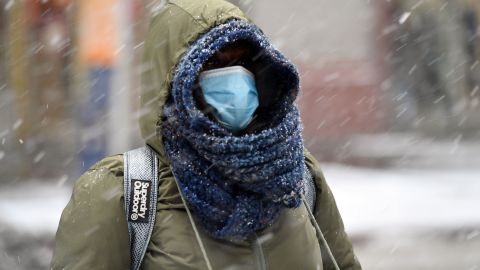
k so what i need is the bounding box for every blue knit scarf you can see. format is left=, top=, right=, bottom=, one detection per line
left=162, top=20, right=305, bottom=241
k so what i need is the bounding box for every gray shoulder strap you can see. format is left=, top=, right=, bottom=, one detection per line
left=123, top=146, right=159, bottom=270
left=302, top=166, right=340, bottom=270
left=304, top=166, right=317, bottom=211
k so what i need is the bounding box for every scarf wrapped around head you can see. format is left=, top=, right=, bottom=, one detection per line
left=162, top=20, right=305, bottom=240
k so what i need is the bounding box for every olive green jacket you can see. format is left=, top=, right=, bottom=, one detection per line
left=51, top=0, right=361, bottom=269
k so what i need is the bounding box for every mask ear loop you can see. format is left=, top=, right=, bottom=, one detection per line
left=302, top=195, right=341, bottom=270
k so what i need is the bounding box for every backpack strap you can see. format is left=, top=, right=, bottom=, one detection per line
left=304, top=165, right=317, bottom=211
left=302, top=166, right=340, bottom=270
left=123, top=146, right=159, bottom=270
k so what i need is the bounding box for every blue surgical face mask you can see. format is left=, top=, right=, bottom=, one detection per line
left=199, top=66, right=259, bottom=133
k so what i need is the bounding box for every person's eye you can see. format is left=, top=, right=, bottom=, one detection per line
left=236, top=60, right=246, bottom=66
left=204, top=59, right=221, bottom=70
left=235, top=58, right=251, bottom=67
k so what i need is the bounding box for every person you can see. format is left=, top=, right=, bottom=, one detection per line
left=51, top=0, right=362, bottom=269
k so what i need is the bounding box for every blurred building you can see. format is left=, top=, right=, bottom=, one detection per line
left=244, top=0, right=388, bottom=161
left=0, top=0, right=141, bottom=180
left=1, top=0, right=479, bottom=180
left=386, top=0, right=480, bottom=134
left=243, top=0, right=480, bottom=161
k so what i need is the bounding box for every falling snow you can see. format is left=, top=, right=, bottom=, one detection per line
left=1, top=0, right=480, bottom=269
left=4, top=0, right=13, bottom=11
left=398, top=12, right=411, bottom=24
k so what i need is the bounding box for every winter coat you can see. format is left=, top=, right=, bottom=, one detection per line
left=50, top=0, right=361, bottom=269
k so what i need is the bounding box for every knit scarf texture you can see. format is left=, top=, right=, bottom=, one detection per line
left=162, top=20, right=305, bottom=241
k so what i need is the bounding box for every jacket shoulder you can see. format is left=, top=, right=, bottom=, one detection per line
left=87, top=154, right=124, bottom=176
left=303, top=149, right=362, bottom=270
left=72, top=154, right=125, bottom=202
left=51, top=154, right=130, bottom=269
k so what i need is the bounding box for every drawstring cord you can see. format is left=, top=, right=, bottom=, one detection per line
left=302, top=195, right=341, bottom=270
left=172, top=170, right=214, bottom=270
left=172, top=167, right=338, bottom=270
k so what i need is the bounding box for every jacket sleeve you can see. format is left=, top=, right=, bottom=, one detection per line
left=304, top=150, right=362, bottom=270
left=50, top=165, right=130, bottom=270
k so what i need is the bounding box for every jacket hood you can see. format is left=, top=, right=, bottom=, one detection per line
left=140, top=0, right=299, bottom=163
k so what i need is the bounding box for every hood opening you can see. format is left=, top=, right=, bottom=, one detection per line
left=191, top=38, right=292, bottom=134
left=169, top=19, right=300, bottom=136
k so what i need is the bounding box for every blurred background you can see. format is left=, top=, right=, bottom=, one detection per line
left=1, top=0, right=479, bottom=269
